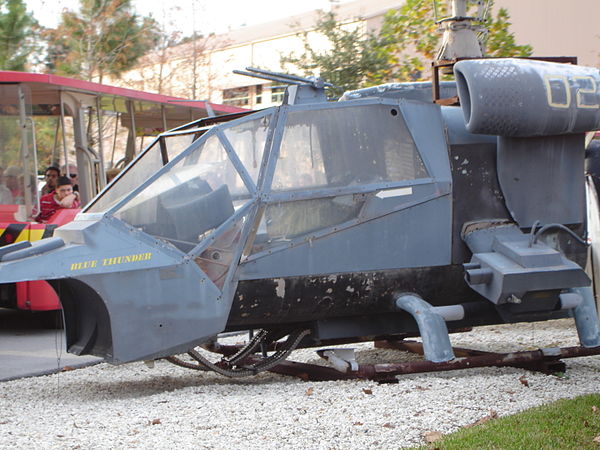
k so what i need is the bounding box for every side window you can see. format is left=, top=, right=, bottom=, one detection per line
left=252, top=104, right=429, bottom=252
left=271, top=104, right=428, bottom=191
left=252, top=194, right=365, bottom=253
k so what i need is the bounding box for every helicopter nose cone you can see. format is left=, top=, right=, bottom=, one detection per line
left=0, top=217, right=175, bottom=283
left=0, top=215, right=233, bottom=363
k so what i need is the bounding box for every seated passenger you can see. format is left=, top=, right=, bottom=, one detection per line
left=62, top=164, right=79, bottom=192
left=35, top=176, right=80, bottom=223
left=0, top=167, right=13, bottom=204
left=40, top=165, right=60, bottom=196
left=5, top=166, right=23, bottom=204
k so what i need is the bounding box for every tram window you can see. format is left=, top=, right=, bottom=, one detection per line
left=163, top=134, right=195, bottom=162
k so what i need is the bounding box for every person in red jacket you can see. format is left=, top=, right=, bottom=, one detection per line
left=40, top=165, right=60, bottom=196
left=35, top=176, right=80, bottom=223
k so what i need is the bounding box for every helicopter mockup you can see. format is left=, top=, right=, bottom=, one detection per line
left=0, top=0, right=599, bottom=378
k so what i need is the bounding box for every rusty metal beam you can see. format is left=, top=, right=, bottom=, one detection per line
left=253, top=359, right=357, bottom=382
left=375, top=339, right=491, bottom=357
left=263, top=345, right=600, bottom=381
left=196, top=335, right=599, bottom=381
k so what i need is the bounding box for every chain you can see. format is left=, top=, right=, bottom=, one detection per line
left=165, top=328, right=311, bottom=378
left=223, top=329, right=269, bottom=365
left=242, top=329, right=311, bottom=372
left=165, top=355, right=209, bottom=371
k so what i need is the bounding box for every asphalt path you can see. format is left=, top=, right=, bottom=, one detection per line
left=0, top=308, right=101, bottom=382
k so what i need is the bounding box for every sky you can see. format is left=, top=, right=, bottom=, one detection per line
left=26, top=0, right=353, bottom=37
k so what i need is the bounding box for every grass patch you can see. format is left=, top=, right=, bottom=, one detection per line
left=420, top=393, right=600, bottom=449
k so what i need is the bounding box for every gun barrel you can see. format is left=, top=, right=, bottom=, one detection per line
left=244, top=67, right=311, bottom=83
left=232, top=70, right=304, bottom=86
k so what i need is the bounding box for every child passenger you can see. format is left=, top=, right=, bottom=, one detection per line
left=35, top=176, right=80, bottom=223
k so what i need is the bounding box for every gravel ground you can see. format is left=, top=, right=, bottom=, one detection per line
left=1, top=319, right=599, bottom=449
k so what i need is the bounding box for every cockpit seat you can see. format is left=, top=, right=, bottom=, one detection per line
left=163, top=184, right=235, bottom=244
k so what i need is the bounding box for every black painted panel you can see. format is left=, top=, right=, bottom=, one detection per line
left=449, top=143, right=511, bottom=264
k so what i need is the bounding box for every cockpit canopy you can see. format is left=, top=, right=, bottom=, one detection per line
left=87, top=101, right=431, bottom=255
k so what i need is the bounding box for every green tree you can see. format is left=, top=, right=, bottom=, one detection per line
left=0, top=0, right=38, bottom=71
left=281, top=10, right=392, bottom=98
left=284, top=1, right=533, bottom=91
left=379, top=0, right=533, bottom=80
left=45, top=0, right=160, bottom=82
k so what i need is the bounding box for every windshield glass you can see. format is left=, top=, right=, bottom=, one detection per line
left=88, top=127, right=212, bottom=213
left=88, top=138, right=164, bottom=213
left=223, top=113, right=271, bottom=184
left=114, top=130, right=251, bottom=251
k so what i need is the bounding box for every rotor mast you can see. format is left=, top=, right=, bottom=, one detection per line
left=435, top=0, right=488, bottom=61
left=432, top=0, right=489, bottom=104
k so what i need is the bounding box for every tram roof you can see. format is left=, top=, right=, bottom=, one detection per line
left=0, top=70, right=246, bottom=129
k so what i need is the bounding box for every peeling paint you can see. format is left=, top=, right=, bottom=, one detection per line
left=229, top=266, right=480, bottom=327
left=275, top=278, right=286, bottom=298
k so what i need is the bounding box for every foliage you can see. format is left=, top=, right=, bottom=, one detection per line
left=0, top=115, right=61, bottom=173
left=33, top=117, right=62, bottom=170
left=283, top=1, right=533, bottom=90
left=484, top=7, right=533, bottom=57
left=0, top=116, right=23, bottom=168
left=281, top=10, right=392, bottom=98
left=0, top=0, right=38, bottom=71
left=379, top=0, right=533, bottom=81
left=147, top=8, right=184, bottom=95
left=418, top=393, right=600, bottom=449
left=44, top=0, right=160, bottom=82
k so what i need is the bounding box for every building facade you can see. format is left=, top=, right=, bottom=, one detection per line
left=116, top=0, right=402, bottom=108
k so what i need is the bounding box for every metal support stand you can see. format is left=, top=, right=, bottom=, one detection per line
left=571, top=286, right=600, bottom=347
left=394, top=294, right=455, bottom=363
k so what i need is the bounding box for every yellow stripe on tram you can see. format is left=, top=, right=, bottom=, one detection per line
left=15, top=227, right=30, bottom=242
left=29, top=228, right=47, bottom=242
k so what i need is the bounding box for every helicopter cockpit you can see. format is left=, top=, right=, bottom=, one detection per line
left=85, top=95, right=446, bottom=291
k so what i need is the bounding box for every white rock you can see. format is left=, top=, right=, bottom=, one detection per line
left=0, top=319, right=599, bottom=449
